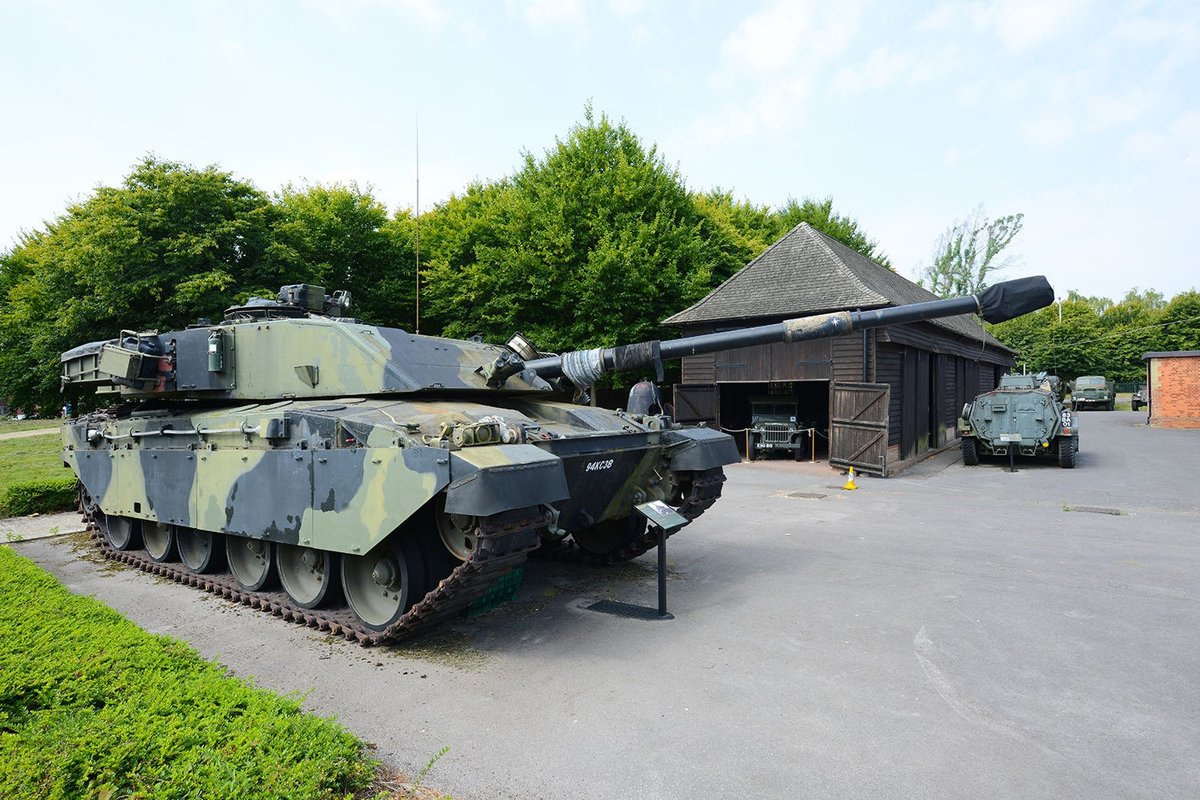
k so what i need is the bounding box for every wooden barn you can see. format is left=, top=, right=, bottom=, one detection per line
left=664, top=222, right=1015, bottom=475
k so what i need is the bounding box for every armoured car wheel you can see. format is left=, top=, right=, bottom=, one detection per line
left=177, top=528, right=226, bottom=574
left=961, top=437, right=980, bottom=466
left=341, top=535, right=427, bottom=630
left=226, top=537, right=277, bottom=591
left=1058, top=437, right=1076, bottom=469
left=571, top=515, right=649, bottom=555
left=143, top=522, right=178, bottom=563
left=104, top=516, right=142, bottom=551
left=277, top=544, right=342, bottom=609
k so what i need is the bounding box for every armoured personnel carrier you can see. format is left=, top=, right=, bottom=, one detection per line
left=60, top=276, right=1053, bottom=643
left=959, top=372, right=1078, bottom=468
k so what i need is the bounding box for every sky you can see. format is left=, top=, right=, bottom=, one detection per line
left=1, top=0, right=1197, bottom=303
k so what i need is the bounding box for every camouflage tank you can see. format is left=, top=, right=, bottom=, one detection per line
left=60, top=276, right=1053, bottom=643
left=959, top=372, right=1078, bottom=468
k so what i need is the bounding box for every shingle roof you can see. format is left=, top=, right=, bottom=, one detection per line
left=664, top=222, right=1009, bottom=349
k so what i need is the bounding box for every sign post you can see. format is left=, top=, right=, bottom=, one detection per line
left=635, top=500, right=690, bottom=617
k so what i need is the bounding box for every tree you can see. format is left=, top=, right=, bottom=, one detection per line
left=921, top=207, right=1024, bottom=297
left=418, top=109, right=752, bottom=361
left=770, top=197, right=891, bottom=268
left=0, top=156, right=277, bottom=409
left=268, top=182, right=415, bottom=327
left=1157, top=291, right=1200, bottom=353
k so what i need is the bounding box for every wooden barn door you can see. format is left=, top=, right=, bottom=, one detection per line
left=672, top=384, right=720, bottom=428
left=830, top=382, right=890, bottom=476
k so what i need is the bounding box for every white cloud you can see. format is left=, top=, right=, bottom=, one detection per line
left=1019, top=116, right=1076, bottom=150
left=943, top=144, right=982, bottom=167
left=674, top=0, right=863, bottom=154
left=719, top=0, right=862, bottom=81
left=832, top=44, right=960, bottom=95
left=989, top=0, right=1091, bottom=51
left=506, top=0, right=587, bottom=32
left=918, top=0, right=1090, bottom=51
left=306, top=0, right=451, bottom=31
left=608, top=0, right=645, bottom=18
left=1125, top=110, right=1200, bottom=174
left=1084, top=89, right=1157, bottom=133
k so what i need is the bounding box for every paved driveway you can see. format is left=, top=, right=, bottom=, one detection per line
left=15, top=410, right=1199, bottom=800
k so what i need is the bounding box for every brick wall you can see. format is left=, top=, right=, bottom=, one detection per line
left=1148, top=355, right=1200, bottom=428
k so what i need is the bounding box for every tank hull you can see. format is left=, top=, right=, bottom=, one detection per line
left=63, top=395, right=736, bottom=643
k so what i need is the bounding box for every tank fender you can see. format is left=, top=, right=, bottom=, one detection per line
left=662, top=427, right=740, bottom=472
left=446, top=445, right=569, bottom=517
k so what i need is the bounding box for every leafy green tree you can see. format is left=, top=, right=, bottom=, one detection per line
left=770, top=197, right=891, bottom=268
left=269, top=183, right=415, bottom=327
left=691, top=190, right=776, bottom=269
left=0, top=156, right=277, bottom=409
left=1157, top=291, right=1200, bottom=353
left=921, top=206, right=1023, bottom=297
left=419, top=109, right=750, bottom=357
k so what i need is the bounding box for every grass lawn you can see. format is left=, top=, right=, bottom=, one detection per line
left=0, top=546, right=379, bottom=799
left=0, top=418, right=61, bottom=433
left=0, top=434, right=76, bottom=516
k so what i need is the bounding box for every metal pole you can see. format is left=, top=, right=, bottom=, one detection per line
left=657, top=525, right=667, bottom=617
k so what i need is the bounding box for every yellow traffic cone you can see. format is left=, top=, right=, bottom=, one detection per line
left=843, top=467, right=858, bottom=490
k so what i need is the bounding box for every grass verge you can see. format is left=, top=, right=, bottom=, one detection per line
left=0, top=547, right=377, bottom=799
left=0, top=419, right=60, bottom=434
left=0, top=434, right=76, bottom=516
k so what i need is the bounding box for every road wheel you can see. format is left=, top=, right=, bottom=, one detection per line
left=277, top=544, right=342, bottom=609
left=177, top=528, right=226, bottom=574
left=747, top=434, right=757, bottom=462
left=571, top=514, right=649, bottom=555
left=341, top=535, right=426, bottom=631
left=144, top=522, right=178, bottom=563
left=1057, top=437, right=1076, bottom=469
left=227, top=537, right=277, bottom=590
left=961, top=437, right=979, bottom=466
left=104, top=516, right=142, bottom=551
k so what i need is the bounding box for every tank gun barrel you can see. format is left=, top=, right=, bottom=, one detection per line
left=519, top=275, right=1053, bottom=386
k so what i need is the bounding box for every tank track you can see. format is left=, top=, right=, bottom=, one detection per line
left=535, top=467, right=726, bottom=566
left=79, top=492, right=544, bottom=646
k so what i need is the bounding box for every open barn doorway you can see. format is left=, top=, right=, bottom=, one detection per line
left=718, top=380, right=829, bottom=461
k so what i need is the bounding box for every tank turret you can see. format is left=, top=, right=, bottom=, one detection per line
left=60, top=276, right=1053, bottom=644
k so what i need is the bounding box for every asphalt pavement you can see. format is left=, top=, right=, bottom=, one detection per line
left=13, top=410, right=1199, bottom=800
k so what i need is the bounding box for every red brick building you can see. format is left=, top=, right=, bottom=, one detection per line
left=1142, top=351, right=1200, bottom=428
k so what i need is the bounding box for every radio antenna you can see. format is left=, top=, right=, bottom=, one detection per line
left=414, top=115, right=421, bottom=334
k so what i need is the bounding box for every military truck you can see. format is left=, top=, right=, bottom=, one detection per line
left=60, top=276, right=1053, bottom=643
left=1131, top=384, right=1148, bottom=412
left=1071, top=375, right=1114, bottom=410
left=959, top=372, right=1078, bottom=468
left=747, top=400, right=809, bottom=461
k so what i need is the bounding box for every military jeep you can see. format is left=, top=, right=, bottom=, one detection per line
left=747, top=400, right=809, bottom=461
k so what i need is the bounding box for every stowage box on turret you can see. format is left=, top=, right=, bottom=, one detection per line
left=61, top=277, right=1053, bottom=643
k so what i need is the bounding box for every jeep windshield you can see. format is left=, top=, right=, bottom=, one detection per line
left=1075, top=377, right=1106, bottom=388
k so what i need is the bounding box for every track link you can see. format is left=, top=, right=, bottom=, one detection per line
left=80, top=492, right=544, bottom=646
left=535, top=467, right=726, bottom=566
